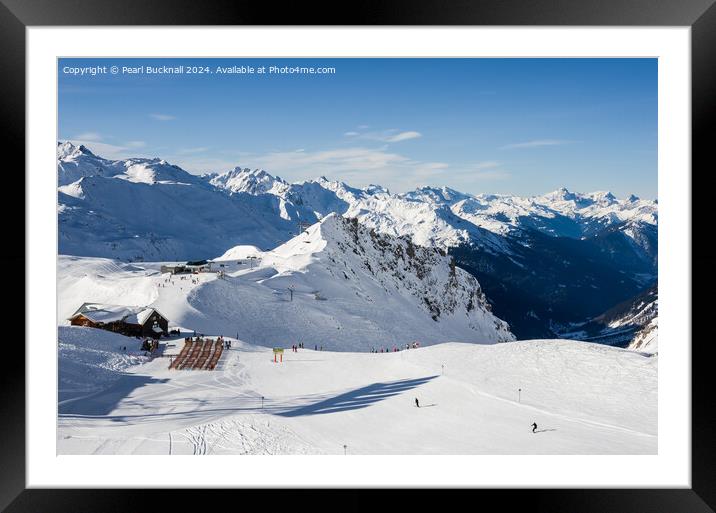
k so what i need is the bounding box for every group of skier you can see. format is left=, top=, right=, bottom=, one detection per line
left=159, top=275, right=201, bottom=288
left=285, top=343, right=328, bottom=351
left=371, top=341, right=420, bottom=353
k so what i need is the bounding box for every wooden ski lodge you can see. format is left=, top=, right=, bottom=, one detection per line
left=69, top=303, right=169, bottom=338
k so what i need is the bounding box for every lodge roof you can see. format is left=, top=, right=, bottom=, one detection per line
left=186, top=260, right=209, bottom=266
left=69, top=303, right=168, bottom=325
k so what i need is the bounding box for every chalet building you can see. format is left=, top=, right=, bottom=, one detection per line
left=69, top=303, right=169, bottom=338
left=185, top=260, right=212, bottom=273
left=161, top=260, right=213, bottom=274
left=160, top=264, right=188, bottom=275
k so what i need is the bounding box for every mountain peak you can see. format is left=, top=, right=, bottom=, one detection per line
left=364, top=184, right=390, bottom=195
left=57, top=141, right=95, bottom=159
left=267, top=212, right=515, bottom=343
left=402, top=185, right=470, bottom=204
left=588, top=190, right=617, bottom=203
left=543, top=187, right=577, bottom=201
left=210, top=166, right=286, bottom=195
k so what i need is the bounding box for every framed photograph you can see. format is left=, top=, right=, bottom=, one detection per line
left=3, top=0, right=711, bottom=510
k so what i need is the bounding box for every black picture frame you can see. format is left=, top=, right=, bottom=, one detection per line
left=2, top=0, right=709, bottom=511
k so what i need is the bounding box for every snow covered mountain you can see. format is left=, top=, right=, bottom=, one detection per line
left=208, top=169, right=657, bottom=251
left=257, top=213, right=515, bottom=344
left=397, top=185, right=657, bottom=241
left=58, top=141, right=204, bottom=186
left=57, top=143, right=657, bottom=341
left=58, top=142, right=124, bottom=184
left=58, top=214, right=514, bottom=351
left=629, top=315, right=658, bottom=354
left=57, top=142, right=657, bottom=260
left=58, top=174, right=298, bottom=261
left=58, top=143, right=304, bottom=261
left=559, top=285, right=658, bottom=352
left=208, top=167, right=289, bottom=196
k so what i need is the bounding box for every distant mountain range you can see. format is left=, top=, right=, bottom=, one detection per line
left=57, top=142, right=657, bottom=341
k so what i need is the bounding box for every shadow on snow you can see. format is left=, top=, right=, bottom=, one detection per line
left=276, top=375, right=438, bottom=417
left=58, top=375, right=438, bottom=421
left=59, top=374, right=170, bottom=416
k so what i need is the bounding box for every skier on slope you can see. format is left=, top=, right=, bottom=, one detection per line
left=532, top=422, right=538, bottom=433
left=415, top=398, right=420, bottom=408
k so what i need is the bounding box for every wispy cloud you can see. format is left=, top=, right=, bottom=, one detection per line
left=177, top=147, right=209, bottom=155
left=412, top=161, right=510, bottom=184
left=255, top=146, right=434, bottom=188
left=470, top=161, right=501, bottom=170
left=499, top=139, right=572, bottom=150
left=344, top=127, right=422, bottom=144
left=65, top=140, right=140, bottom=160
left=63, top=137, right=152, bottom=160
left=385, top=131, right=422, bottom=142
left=225, top=146, right=506, bottom=193
left=71, top=134, right=147, bottom=150
left=66, top=138, right=512, bottom=193
left=467, top=169, right=511, bottom=180
left=163, top=156, right=246, bottom=174
left=150, top=113, right=176, bottom=121
left=74, top=132, right=103, bottom=141
left=254, top=147, right=412, bottom=174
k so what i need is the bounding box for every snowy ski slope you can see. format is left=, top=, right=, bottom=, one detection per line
left=58, top=328, right=656, bottom=455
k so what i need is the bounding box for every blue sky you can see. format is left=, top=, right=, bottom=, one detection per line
left=58, top=58, right=657, bottom=198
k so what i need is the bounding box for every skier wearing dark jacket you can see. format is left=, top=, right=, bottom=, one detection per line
left=532, top=422, right=537, bottom=433
left=415, top=398, right=420, bottom=408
